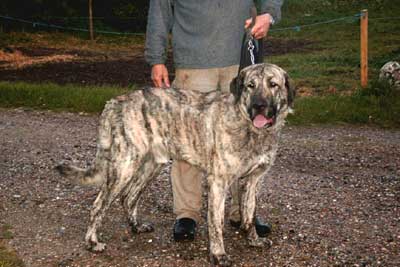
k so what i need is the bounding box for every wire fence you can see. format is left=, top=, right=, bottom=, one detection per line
left=0, top=15, right=146, bottom=36
left=1, top=13, right=400, bottom=37
left=270, top=13, right=362, bottom=32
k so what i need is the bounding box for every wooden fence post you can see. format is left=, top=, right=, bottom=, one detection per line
left=88, top=0, right=94, bottom=40
left=360, top=9, right=368, bottom=88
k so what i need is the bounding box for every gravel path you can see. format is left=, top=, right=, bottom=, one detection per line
left=0, top=108, right=399, bottom=267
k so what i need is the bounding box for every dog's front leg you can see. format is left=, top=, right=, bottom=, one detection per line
left=240, top=169, right=271, bottom=248
left=208, top=177, right=231, bottom=267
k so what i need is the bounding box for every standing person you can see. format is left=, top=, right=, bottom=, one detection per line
left=145, top=0, right=283, bottom=241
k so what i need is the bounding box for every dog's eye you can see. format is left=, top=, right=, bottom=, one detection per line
left=247, top=81, right=255, bottom=89
left=269, top=81, right=278, bottom=88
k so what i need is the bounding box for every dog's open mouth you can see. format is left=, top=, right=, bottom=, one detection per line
left=252, top=114, right=275, bottom=128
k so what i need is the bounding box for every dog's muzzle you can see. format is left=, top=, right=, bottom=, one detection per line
left=250, top=99, right=277, bottom=129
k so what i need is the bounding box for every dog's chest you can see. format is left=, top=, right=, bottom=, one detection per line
left=215, top=128, right=278, bottom=177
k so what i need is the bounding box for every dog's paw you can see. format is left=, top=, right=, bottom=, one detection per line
left=248, top=237, right=272, bottom=248
left=130, top=221, right=154, bottom=234
left=85, top=231, right=106, bottom=253
left=210, top=254, right=232, bottom=267
left=55, top=162, right=70, bottom=176
left=86, top=241, right=106, bottom=253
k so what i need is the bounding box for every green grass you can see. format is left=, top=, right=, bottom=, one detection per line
left=268, top=0, right=400, bottom=93
left=288, top=81, right=400, bottom=127
left=0, top=244, right=24, bottom=267
left=0, top=80, right=398, bottom=127
left=0, top=225, right=24, bottom=267
left=0, top=225, right=13, bottom=241
left=0, top=82, right=130, bottom=113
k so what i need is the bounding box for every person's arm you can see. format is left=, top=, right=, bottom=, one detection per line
left=259, top=0, right=283, bottom=23
left=245, top=0, right=284, bottom=39
left=144, top=0, right=174, bottom=87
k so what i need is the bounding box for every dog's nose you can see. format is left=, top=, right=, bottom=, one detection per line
left=252, top=101, right=268, bottom=111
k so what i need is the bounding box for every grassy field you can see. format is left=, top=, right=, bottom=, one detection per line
left=269, top=0, right=400, bottom=93
left=289, top=82, right=400, bottom=127
left=0, top=0, right=399, bottom=127
left=1, top=80, right=398, bottom=127
left=0, top=82, right=129, bottom=113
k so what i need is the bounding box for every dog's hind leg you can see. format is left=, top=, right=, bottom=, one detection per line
left=85, top=155, right=139, bottom=252
left=121, top=154, right=163, bottom=234
left=84, top=131, right=141, bottom=252
left=85, top=162, right=135, bottom=251
left=84, top=183, right=109, bottom=252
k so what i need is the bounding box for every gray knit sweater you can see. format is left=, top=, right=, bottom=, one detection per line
left=145, top=0, right=283, bottom=69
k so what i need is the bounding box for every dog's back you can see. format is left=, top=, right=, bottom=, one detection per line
left=57, top=87, right=226, bottom=184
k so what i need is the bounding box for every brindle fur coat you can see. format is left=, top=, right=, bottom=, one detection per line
left=57, top=63, right=294, bottom=266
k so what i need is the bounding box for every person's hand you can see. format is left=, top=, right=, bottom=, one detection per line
left=245, top=13, right=273, bottom=39
left=151, top=64, right=170, bottom=88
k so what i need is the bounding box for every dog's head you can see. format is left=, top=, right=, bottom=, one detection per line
left=230, top=63, right=295, bottom=129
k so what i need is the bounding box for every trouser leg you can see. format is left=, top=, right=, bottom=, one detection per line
left=171, top=161, right=203, bottom=222
left=171, top=68, right=219, bottom=222
left=218, top=65, right=240, bottom=93
left=217, top=65, right=242, bottom=222
left=171, top=65, right=241, bottom=222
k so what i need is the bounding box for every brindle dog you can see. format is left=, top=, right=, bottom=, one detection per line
left=57, top=63, right=294, bottom=266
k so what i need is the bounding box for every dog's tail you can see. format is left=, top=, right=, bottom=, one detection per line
left=55, top=163, right=104, bottom=186
left=56, top=99, right=118, bottom=186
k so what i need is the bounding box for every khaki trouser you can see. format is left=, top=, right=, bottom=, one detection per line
left=171, top=65, right=241, bottom=223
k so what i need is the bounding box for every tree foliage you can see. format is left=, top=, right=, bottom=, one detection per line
left=0, top=0, right=396, bottom=32
left=0, top=0, right=149, bottom=32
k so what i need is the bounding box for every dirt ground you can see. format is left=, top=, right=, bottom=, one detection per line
left=0, top=38, right=315, bottom=87
left=0, top=37, right=399, bottom=266
left=0, top=108, right=399, bottom=267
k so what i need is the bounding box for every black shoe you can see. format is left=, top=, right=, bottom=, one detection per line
left=229, top=217, right=272, bottom=237
left=173, top=218, right=196, bottom=241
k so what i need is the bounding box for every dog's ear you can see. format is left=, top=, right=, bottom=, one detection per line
left=230, top=72, right=244, bottom=103
left=284, top=73, right=295, bottom=108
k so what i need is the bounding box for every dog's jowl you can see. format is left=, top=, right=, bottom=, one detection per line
left=57, top=63, right=294, bottom=266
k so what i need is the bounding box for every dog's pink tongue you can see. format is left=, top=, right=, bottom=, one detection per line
left=253, top=114, right=273, bottom=128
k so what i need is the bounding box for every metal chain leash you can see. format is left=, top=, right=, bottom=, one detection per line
left=248, top=38, right=255, bottom=65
